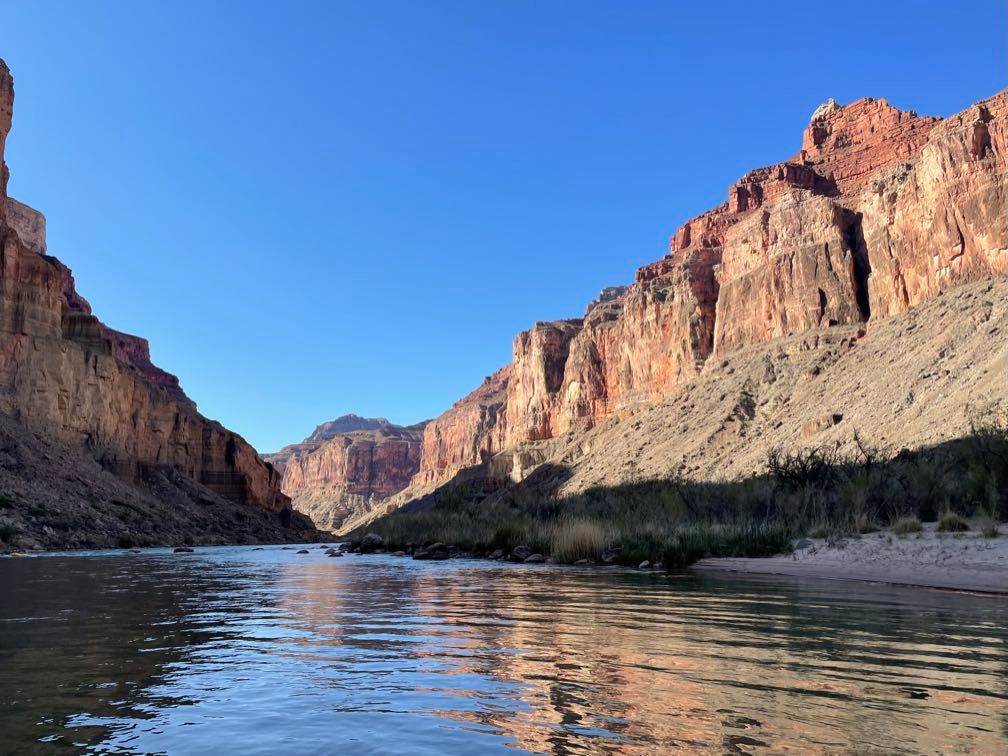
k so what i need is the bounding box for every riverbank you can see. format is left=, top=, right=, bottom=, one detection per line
left=693, top=523, right=1008, bottom=594
left=339, top=520, right=1008, bottom=595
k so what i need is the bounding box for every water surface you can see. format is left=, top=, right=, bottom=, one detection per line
left=1, top=547, right=1006, bottom=754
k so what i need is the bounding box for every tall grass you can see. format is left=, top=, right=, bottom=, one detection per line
left=548, top=518, right=611, bottom=562
left=348, top=406, right=1008, bottom=568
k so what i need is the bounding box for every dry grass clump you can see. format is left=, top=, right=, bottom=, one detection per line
left=548, top=518, right=611, bottom=563
left=936, top=511, right=970, bottom=533
left=808, top=524, right=829, bottom=539
left=892, top=516, right=923, bottom=535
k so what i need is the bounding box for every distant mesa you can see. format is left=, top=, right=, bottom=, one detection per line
left=307, top=414, right=393, bottom=443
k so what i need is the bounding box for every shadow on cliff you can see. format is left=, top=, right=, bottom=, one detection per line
left=349, top=416, right=1008, bottom=567
left=0, top=414, right=320, bottom=551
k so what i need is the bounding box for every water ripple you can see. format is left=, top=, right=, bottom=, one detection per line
left=0, top=548, right=1006, bottom=753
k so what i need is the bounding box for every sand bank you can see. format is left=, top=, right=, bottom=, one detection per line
left=693, top=523, right=1008, bottom=594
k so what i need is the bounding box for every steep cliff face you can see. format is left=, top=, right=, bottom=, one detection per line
left=396, top=90, right=1007, bottom=500
left=0, top=61, right=11, bottom=198
left=0, top=59, right=297, bottom=549
left=712, top=193, right=866, bottom=353
left=505, top=321, right=581, bottom=444
left=859, top=93, right=1008, bottom=317
left=413, top=367, right=510, bottom=486
left=264, top=417, right=425, bottom=531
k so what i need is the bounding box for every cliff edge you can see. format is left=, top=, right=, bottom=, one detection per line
left=0, top=59, right=316, bottom=549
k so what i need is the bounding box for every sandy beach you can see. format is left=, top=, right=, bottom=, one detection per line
left=693, top=523, right=1008, bottom=594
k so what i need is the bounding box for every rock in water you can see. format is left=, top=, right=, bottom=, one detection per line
left=508, top=548, right=532, bottom=564
left=413, top=543, right=450, bottom=560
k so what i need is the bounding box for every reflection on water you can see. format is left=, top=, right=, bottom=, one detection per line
left=1, top=548, right=1006, bottom=754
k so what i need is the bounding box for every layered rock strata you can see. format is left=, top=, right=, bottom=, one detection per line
left=399, top=90, right=1007, bottom=501
left=267, top=414, right=395, bottom=476
left=0, top=59, right=294, bottom=540
left=412, top=368, right=510, bottom=486
left=265, top=416, right=426, bottom=531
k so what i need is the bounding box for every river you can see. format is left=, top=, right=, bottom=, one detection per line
left=1, top=546, right=1006, bottom=753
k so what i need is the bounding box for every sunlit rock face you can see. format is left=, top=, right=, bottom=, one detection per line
left=858, top=92, right=1008, bottom=317
left=264, top=418, right=426, bottom=532
left=412, top=368, right=510, bottom=486
left=399, top=89, right=1007, bottom=497
left=0, top=58, right=289, bottom=513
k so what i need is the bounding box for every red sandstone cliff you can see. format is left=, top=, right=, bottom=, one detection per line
left=412, top=368, right=510, bottom=486
left=0, top=59, right=297, bottom=547
left=265, top=416, right=426, bottom=531
left=392, top=90, right=1007, bottom=505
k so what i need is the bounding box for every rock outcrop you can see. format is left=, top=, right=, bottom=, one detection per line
left=265, top=416, right=426, bottom=531
left=0, top=58, right=303, bottom=548
left=859, top=94, right=1007, bottom=317
left=412, top=367, right=510, bottom=486
left=375, top=89, right=1007, bottom=519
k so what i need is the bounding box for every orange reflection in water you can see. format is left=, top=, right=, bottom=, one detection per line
left=277, top=558, right=1008, bottom=754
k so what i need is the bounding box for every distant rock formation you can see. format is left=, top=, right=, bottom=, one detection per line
left=411, top=369, right=510, bottom=487
left=265, top=416, right=427, bottom=531
left=267, top=414, right=394, bottom=476
left=0, top=58, right=308, bottom=549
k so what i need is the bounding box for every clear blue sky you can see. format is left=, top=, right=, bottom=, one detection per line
left=3, top=1, right=1004, bottom=452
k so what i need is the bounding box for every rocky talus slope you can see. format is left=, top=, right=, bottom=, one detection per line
left=265, top=416, right=426, bottom=531
left=0, top=59, right=316, bottom=549
left=339, top=90, right=1007, bottom=534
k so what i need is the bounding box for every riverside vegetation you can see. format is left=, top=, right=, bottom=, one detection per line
left=347, top=408, right=1008, bottom=567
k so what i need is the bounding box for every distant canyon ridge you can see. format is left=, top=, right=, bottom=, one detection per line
left=277, top=89, right=1007, bottom=534
left=263, top=415, right=426, bottom=532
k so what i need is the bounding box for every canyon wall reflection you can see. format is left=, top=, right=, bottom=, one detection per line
left=279, top=557, right=1008, bottom=754
left=2, top=549, right=1006, bottom=754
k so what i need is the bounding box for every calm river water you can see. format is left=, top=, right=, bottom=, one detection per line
left=1, top=546, right=1006, bottom=754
